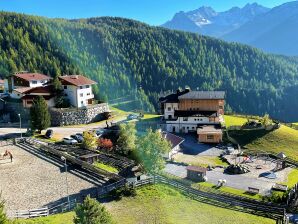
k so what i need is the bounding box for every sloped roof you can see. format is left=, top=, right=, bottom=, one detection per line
left=159, top=89, right=190, bottom=103
left=59, top=75, right=97, bottom=86
left=178, top=91, right=225, bottom=100
left=162, top=132, right=184, bottom=149
left=14, top=73, right=52, bottom=81
left=186, top=166, right=207, bottom=173
left=14, top=87, right=34, bottom=94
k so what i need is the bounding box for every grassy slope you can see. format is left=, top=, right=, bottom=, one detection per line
left=225, top=115, right=298, bottom=160
left=16, top=185, right=274, bottom=224
left=224, top=115, right=247, bottom=127
left=174, top=154, right=228, bottom=167
left=245, top=125, right=298, bottom=159
left=106, top=184, right=273, bottom=224
left=14, top=212, right=74, bottom=224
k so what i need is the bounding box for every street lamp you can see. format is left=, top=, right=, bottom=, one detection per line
left=61, top=156, right=70, bottom=210
left=18, top=113, right=22, bottom=139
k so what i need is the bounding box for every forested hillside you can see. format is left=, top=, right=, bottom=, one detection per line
left=1, top=12, right=298, bottom=121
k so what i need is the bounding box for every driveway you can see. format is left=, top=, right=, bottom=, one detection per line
left=0, top=115, right=127, bottom=140
left=163, top=163, right=290, bottom=194
left=178, top=133, right=224, bottom=156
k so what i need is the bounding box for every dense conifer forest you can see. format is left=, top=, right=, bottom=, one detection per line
left=1, top=12, right=298, bottom=121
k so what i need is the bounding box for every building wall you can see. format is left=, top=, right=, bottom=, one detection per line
left=198, top=133, right=222, bottom=143
left=23, top=97, right=55, bottom=108
left=50, top=103, right=109, bottom=126
left=179, top=99, right=225, bottom=114
left=164, top=102, right=178, bottom=119
left=63, top=84, right=94, bottom=108
left=28, top=79, right=50, bottom=88
left=165, top=116, right=218, bottom=133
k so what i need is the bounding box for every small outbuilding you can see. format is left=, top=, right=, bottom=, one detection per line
left=186, top=166, right=207, bottom=182
left=197, top=125, right=223, bottom=143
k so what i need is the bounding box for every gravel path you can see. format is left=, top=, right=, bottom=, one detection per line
left=0, top=145, right=103, bottom=212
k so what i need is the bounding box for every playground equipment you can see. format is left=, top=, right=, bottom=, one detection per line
left=225, top=164, right=250, bottom=174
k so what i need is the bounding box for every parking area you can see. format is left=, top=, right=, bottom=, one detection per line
left=164, top=160, right=292, bottom=194
left=0, top=145, right=105, bottom=212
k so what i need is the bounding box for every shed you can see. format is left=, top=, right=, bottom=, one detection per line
left=186, top=166, right=207, bottom=182
left=79, top=153, right=100, bottom=164
left=161, top=132, right=185, bottom=159
left=197, top=125, right=223, bottom=143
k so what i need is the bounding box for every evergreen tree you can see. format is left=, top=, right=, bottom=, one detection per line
left=74, top=196, right=114, bottom=224
left=30, top=96, right=51, bottom=133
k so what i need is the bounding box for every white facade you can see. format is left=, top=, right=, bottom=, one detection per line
left=164, top=103, right=178, bottom=119
left=63, top=84, right=94, bottom=108
left=162, top=103, right=221, bottom=134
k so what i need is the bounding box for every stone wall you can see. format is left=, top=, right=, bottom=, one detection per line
left=50, top=103, right=110, bottom=126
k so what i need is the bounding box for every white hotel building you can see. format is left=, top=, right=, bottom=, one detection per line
left=59, top=75, right=96, bottom=108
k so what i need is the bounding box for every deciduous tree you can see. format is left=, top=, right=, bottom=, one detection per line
left=135, top=129, right=171, bottom=173
left=82, top=131, right=97, bottom=150
left=117, top=122, right=136, bottom=155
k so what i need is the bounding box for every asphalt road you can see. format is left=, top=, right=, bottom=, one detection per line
left=0, top=115, right=127, bottom=140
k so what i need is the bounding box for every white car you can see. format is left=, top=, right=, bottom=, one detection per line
left=63, top=137, right=78, bottom=145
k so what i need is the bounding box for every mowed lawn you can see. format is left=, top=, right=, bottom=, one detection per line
left=15, top=185, right=274, bottom=224
left=106, top=184, right=274, bottom=224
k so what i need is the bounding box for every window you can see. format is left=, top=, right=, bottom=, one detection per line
left=64, top=94, right=68, bottom=97
left=80, top=93, right=83, bottom=97
left=219, top=106, right=223, bottom=109
left=87, top=93, right=90, bottom=96
left=168, top=115, right=172, bottom=119
left=187, top=127, right=189, bottom=129
left=27, top=100, right=33, bottom=105
left=86, top=85, right=90, bottom=88
left=80, top=86, right=83, bottom=89
left=40, top=80, right=44, bottom=83
left=81, top=101, right=84, bottom=105
left=183, top=117, right=188, bottom=121
left=207, top=135, right=214, bottom=140
left=64, top=85, right=67, bottom=89
left=32, top=81, right=37, bottom=84
left=192, top=127, right=195, bottom=129
left=167, top=107, right=171, bottom=111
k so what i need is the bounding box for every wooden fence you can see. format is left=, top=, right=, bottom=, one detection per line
left=9, top=199, right=77, bottom=219
left=132, top=175, right=288, bottom=223
left=20, top=138, right=122, bottom=181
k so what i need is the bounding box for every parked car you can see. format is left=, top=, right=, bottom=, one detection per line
left=63, top=137, right=78, bottom=145
left=95, top=129, right=105, bottom=137
left=45, top=129, right=53, bottom=139
left=70, top=134, right=83, bottom=143
left=127, top=114, right=139, bottom=120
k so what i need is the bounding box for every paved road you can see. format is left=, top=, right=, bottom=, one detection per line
left=164, top=163, right=282, bottom=194
left=0, top=115, right=127, bottom=140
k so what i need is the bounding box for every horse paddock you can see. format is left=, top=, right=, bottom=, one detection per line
left=0, top=144, right=103, bottom=213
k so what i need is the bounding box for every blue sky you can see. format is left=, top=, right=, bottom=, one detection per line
left=0, top=0, right=293, bottom=25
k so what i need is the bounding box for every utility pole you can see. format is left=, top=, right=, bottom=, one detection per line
left=18, top=113, right=22, bottom=139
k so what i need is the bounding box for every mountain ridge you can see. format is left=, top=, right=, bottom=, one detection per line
left=1, top=12, right=298, bottom=121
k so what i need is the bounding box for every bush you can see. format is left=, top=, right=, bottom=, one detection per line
left=262, top=191, right=287, bottom=203
left=108, top=185, right=136, bottom=200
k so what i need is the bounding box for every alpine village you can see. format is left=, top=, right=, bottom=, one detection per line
left=1, top=1, right=298, bottom=224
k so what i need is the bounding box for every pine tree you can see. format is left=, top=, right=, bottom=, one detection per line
left=74, top=196, right=114, bottom=224
left=30, top=96, right=51, bottom=133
